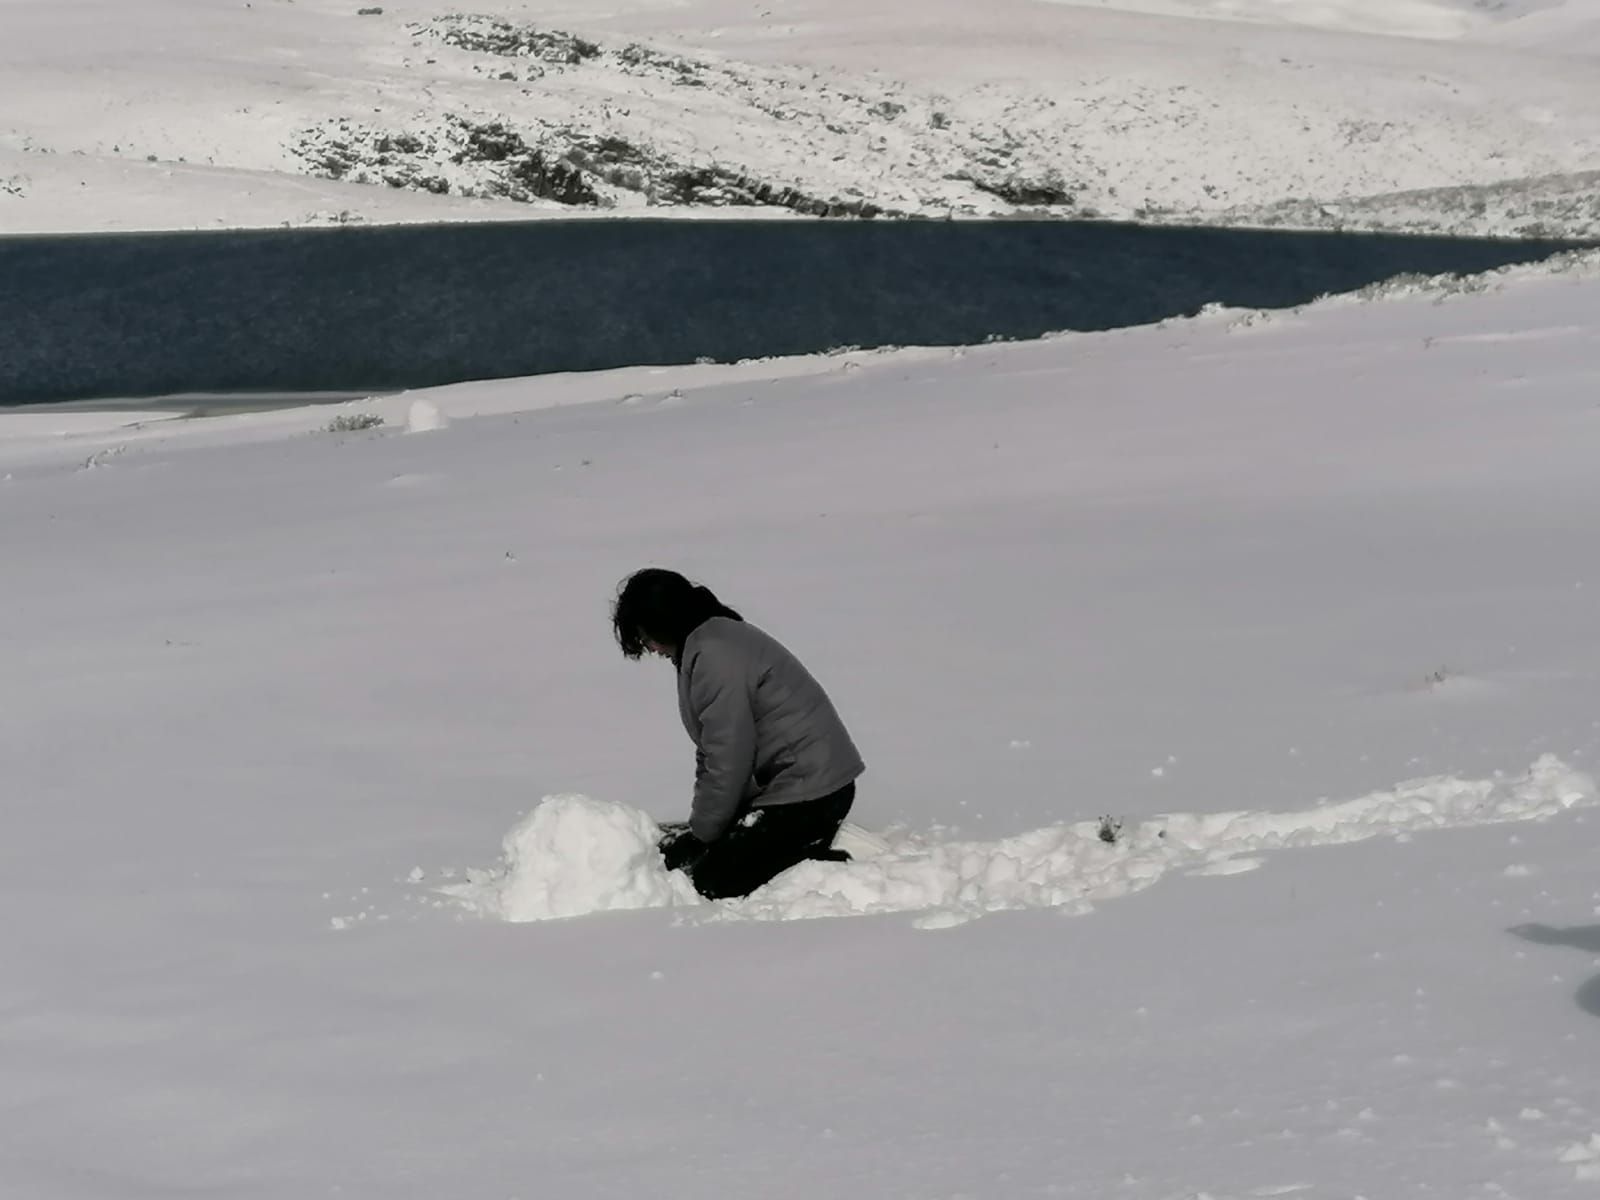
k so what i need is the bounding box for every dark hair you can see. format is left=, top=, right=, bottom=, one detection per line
left=612, top=568, right=743, bottom=660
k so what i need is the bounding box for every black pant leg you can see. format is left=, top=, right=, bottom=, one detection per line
left=689, top=784, right=855, bottom=900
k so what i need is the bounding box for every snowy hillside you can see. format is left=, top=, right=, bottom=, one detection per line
left=7, top=249, right=1600, bottom=1198
left=3, top=0, right=1600, bottom=233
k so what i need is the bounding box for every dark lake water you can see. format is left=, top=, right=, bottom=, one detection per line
left=0, top=217, right=1587, bottom=407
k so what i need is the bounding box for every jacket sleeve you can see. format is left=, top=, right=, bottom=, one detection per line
left=684, top=641, right=758, bottom=843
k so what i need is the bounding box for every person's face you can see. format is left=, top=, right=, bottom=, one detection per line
left=643, top=636, right=671, bottom=659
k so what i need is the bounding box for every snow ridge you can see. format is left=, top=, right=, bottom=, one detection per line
left=442, top=755, right=1593, bottom=928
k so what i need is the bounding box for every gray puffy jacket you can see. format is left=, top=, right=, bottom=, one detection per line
left=677, top=616, right=865, bottom=842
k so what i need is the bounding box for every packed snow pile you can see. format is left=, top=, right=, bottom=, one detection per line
left=443, top=794, right=698, bottom=921
left=444, top=756, right=1592, bottom=927
left=727, top=755, right=1594, bottom=927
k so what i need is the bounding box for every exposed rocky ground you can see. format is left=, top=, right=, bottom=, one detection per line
left=290, top=13, right=1084, bottom=219
left=1210, top=169, right=1600, bottom=240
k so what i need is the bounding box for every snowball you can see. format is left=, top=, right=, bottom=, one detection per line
left=406, top=399, right=450, bottom=433
left=442, top=794, right=698, bottom=922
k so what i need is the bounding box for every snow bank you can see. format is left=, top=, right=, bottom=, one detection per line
left=443, top=757, right=1592, bottom=927
left=442, top=794, right=698, bottom=922
left=725, top=755, right=1593, bottom=928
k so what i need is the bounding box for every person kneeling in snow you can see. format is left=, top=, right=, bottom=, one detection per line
left=612, top=568, right=865, bottom=899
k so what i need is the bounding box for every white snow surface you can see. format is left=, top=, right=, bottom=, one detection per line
left=4, top=0, right=1600, bottom=233
left=8, top=252, right=1600, bottom=1197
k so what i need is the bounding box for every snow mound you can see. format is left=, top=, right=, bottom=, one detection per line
left=442, top=757, right=1592, bottom=927
left=406, top=399, right=450, bottom=433
left=718, top=755, right=1594, bottom=928
left=442, top=794, right=698, bottom=922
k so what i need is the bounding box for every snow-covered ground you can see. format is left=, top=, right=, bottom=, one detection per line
left=3, top=0, right=1600, bottom=233
left=7, top=1, right=1600, bottom=1193
left=7, top=250, right=1600, bottom=1197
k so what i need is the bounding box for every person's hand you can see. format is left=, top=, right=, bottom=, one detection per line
left=658, top=827, right=708, bottom=873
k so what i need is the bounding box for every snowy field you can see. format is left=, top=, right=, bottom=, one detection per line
left=7, top=0, right=1600, bottom=1194
left=6, top=250, right=1600, bottom=1197
left=3, top=0, right=1600, bottom=233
